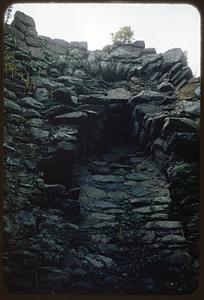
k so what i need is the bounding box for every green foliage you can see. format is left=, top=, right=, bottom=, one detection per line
left=111, top=26, right=134, bottom=45
left=103, top=199, right=148, bottom=243
left=4, top=49, right=36, bottom=95
left=4, top=50, right=17, bottom=78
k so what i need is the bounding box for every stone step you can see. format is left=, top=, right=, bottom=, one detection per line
left=133, top=205, right=168, bottom=215
left=160, top=235, right=186, bottom=244
left=129, top=198, right=152, bottom=207
left=149, top=213, right=169, bottom=220
left=145, top=221, right=182, bottom=230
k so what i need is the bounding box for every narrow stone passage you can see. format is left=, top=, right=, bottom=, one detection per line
left=4, top=11, right=199, bottom=294
left=59, top=145, right=192, bottom=294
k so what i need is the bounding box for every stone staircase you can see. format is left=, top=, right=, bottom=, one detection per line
left=61, top=145, right=195, bottom=294
left=3, top=10, right=200, bottom=295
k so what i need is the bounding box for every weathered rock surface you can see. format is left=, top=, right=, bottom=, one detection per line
left=3, top=10, right=199, bottom=295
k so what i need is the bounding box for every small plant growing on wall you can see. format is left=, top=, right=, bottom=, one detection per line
left=4, top=50, right=17, bottom=78
left=4, top=49, right=36, bottom=96
left=111, top=26, right=134, bottom=45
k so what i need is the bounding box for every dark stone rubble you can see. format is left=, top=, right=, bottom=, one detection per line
left=3, top=11, right=200, bottom=294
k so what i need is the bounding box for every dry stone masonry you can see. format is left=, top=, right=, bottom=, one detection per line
left=3, top=11, right=200, bottom=294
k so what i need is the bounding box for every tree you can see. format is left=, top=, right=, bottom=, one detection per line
left=4, top=5, right=13, bottom=24
left=111, top=26, right=134, bottom=45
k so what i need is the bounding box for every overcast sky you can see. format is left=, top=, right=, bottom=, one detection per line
left=8, top=3, right=200, bottom=76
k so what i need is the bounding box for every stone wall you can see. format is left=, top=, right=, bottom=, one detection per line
left=3, top=11, right=200, bottom=293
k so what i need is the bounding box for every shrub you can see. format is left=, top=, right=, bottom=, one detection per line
left=4, top=49, right=36, bottom=95
left=111, top=26, right=134, bottom=45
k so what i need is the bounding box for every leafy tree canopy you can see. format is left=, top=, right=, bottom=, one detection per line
left=111, top=26, right=134, bottom=45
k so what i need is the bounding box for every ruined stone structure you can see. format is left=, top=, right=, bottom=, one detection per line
left=3, top=11, right=200, bottom=294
